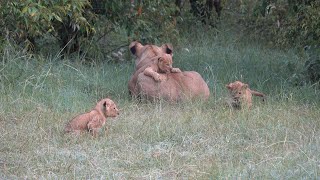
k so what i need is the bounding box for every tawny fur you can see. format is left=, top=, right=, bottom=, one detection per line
left=226, top=81, right=265, bottom=109
left=128, top=41, right=175, bottom=95
left=64, top=98, right=119, bottom=137
left=129, top=41, right=173, bottom=71
left=143, top=54, right=181, bottom=82
left=137, top=71, right=210, bottom=102
left=128, top=41, right=210, bottom=102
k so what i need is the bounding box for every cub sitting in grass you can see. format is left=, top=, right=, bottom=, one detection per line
left=226, top=81, right=265, bottom=109
left=143, top=53, right=181, bottom=82
left=65, top=98, right=119, bottom=137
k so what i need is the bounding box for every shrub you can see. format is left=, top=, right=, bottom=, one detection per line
left=0, top=0, right=183, bottom=60
left=304, top=45, right=320, bottom=84
left=237, top=0, right=320, bottom=48
left=0, top=0, right=94, bottom=53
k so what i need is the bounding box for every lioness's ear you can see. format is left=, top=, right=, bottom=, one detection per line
left=161, top=43, right=173, bottom=55
left=129, top=41, right=142, bottom=55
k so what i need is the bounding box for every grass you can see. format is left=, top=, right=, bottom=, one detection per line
left=0, top=29, right=319, bottom=179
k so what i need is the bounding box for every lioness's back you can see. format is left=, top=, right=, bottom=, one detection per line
left=137, top=71, right=210, bottom=102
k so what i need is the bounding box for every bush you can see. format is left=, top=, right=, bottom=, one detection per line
left=304, top=45, right=320, bottom=83
left=223, top=0, right=320, bottom=83
left=238, top=0, right=320, bottom=48
left=0, top=0, right=181, bottom=59
left=0, top=0, right=94, bottom=52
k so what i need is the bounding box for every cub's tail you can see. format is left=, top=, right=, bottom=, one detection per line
left=251, top=90, right=266, bottom=102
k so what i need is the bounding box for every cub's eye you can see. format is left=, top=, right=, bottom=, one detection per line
left=238, top=92, right=242, bottom=95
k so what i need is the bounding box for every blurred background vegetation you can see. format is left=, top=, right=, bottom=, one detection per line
left=0, top=0, right=319, bottom=84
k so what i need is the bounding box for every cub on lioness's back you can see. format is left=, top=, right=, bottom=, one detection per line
left=128, top=41, right=210, bottom=102
left=129, top=41, right=173, bottom=71
left=226, top=81, right=265, bottom=109
left=128, top=41, right=174, bottom=96
left=64, top=98, right=119, bottom=137
left=143, top=53, right=181, bottom=82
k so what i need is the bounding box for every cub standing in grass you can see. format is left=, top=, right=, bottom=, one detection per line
left=65, top=98, right=119, bottom=137
left=226, top=81, right=265, bottom=109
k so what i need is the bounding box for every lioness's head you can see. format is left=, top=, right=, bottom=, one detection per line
left=98, top=98, right=120, bottom=118
left=158, top=54, right=173, bottom=73
left=129, top=41, right=173, bottom=59
left=226, top=81, right=248, bottom=100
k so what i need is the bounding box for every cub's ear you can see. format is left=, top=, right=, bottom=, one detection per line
left=242, top=84, right=249, bottom=89
left=161, top=43, right=173, bottom=55
left=226, top=84, right=232, bottom=89
left=129, top=41, right=143, bottom=55
left=103, top=101, right=107, bottom=107
left=158, top=57, right=164, bottom=62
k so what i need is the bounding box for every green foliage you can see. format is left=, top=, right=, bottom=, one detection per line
left=236, top=0, right=320, bottom=48
left=297, top=1, right=320, bottom=46
left=102, top=0, right=179, bottom=43
left=223, top=0, right=320, bottom=83
left=0, top=0, right=179, bottom=56
left=0, top=0, right=94, bottom=52
left=304, top=45, right=320, bottom=83
left=1, top=30, right=320, bottom=178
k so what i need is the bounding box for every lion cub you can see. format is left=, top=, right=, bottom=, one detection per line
left=226, top=81, right=265, bottom=109
left=65, top=98, right=119, bottom=137
left=143, top=53, right=181, bottom=81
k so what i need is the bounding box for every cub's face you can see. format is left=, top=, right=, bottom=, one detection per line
left=103, top=99, right=120, bottom=117
left=229, top=88, right=246, bottom=100
left=158, top=55, right=173, bottom=73
left=226, top=81, right=248, bottom=100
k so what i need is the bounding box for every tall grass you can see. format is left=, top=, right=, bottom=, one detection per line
left=0, top=29, right=319, bottom=179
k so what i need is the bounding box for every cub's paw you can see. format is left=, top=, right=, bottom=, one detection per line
left=158, top=74, right=167, bottom=81
left=153, top=74, right=167, bottom=82
left=171, top=68, right=182, bottom=73
left=153, top=74, right=162, bottom=81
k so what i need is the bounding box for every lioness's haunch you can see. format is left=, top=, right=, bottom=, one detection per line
left=137, top=71, right=210, bottom=102
left=64, top=98, right=119, bottom=137
left=128, top=41, right=210, bottom=102
left=226, top=81, right=265, bottom=109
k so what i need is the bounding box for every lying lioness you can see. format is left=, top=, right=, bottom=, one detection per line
left=226, top=81, right=265, bottom=109
left=128, top=41, right=210, bottom=102
left=137, top=71, right=210, bottom=102
left=128, top=41, right=174, bottom=96
left=65, top=98, right=119, bottom=137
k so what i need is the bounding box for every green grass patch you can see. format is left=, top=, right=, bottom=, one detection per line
left=0, top=30, right=319, bottom=178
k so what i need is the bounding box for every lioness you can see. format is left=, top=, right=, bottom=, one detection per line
left=128, top=41, right=174, bottom=96
left=144, top=53, right=181, bottom=81
left=64, top=98, right=119, bottom=137
left=137, top=71, right=210, bottom=102
left=128, top=41, right=210, bottom=102
left=226, top=81, right=265, bottom=109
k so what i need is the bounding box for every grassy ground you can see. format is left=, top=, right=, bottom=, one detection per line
left=0, top=29, right=319, bottom=179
